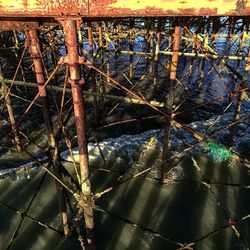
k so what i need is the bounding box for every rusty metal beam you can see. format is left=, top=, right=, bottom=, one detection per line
left=0, top=0, right=250, bottom=19
left=161, top=25, right=181, bottom=183
left=28, top=28, right=70, bottom=237
left=61, top=18, right=95, bottom=250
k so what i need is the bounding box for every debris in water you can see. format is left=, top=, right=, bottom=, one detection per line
left=203, top=140, right=233, bottom=163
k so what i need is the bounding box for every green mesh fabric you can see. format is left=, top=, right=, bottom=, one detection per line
left=203, top=140, right=233, bottom=163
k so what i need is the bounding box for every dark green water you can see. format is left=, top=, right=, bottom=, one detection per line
left=1, top=151, right=250, bottom=250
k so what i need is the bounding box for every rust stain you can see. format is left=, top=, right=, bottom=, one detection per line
left=0, top=0, right=249, bottom=17
left=0, top=20, right=39, bottom=30
left=0, top=0, right=88, bottom=15
left=106, top=0, right=239, bottom=15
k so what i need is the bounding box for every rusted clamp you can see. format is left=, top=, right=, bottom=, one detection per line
left=68, top=78, right=85, bottom=86
left=58, top=55, right=86, bottom=65
left=57, top=18, right=82, bottom=31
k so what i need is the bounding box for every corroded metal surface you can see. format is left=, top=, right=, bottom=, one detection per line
left=62, top=19, right=95, bottom=249
left=0, top=0, right=249, bottom=18
left=0, top=20, right=38, bottom=31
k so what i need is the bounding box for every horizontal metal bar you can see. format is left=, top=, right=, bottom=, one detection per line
left=119, top=50, right=249, bottom=61
left=2, top=79, right=165, bottom=107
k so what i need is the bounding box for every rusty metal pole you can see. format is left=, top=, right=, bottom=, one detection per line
left=87, top=21, right=99, bottom=124
left=27, top=29, right=70, bottom=237
left=28, top=29, right=55, bottom=147
left=98, top=21, right=105, bottom=95
left=129, top=18, right=134, bottom=81
left=87, top=22, right=94, bottom=60
left=153, top=18, right=162, bottom=89
left=104, top=21, right=110, bottom=84
left=187, top=35, right=196, bottom=84
left=182, top=30, right=188, bottom=69
left=149, top=20, right=154, bottom=79
left=0, top=65, right=21, bottom=151
left=234, top=30, right=246, bottom=81
left=161, top=25, right=181, bottom=183
left=228, top=43, right=250, bottom=147
left=198, top=32, right=208, bottom=89
left=62, top=19, right=95, bottom=250
left=13, top=30, right=28, bottom=94
left=166, top=20, right=173, bottom=71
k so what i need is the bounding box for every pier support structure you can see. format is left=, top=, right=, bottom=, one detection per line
left=27, top=28, right=70, bottom=237
left=161, top=25, right=181, bottom=183
left=60, top=18, right=95, bottom=250
left=0, top=65, right=21, bottom=151
left=0, top=12, right=250, bottom=250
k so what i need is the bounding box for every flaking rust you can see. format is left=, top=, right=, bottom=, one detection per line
left=38, top=0, right=88, bottom=13
left=0, top=0, right=249, bottom=17
left=0, top=0, right=88, bottom=16
left=101, top=0, right=249, bottom=15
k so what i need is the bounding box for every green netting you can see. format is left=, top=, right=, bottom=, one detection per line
left=203, top=140, right=233, bottom=163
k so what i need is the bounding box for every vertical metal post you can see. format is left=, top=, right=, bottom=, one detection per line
left=0, top=65, right=21, bottom=151
left=98, top=21, right=105, bottom=95
left=13, top=30, right=28, bottom=85
left=182, top=30, right=188, bottom=69
left=228, top=43, right=250, bottom=147
left=169, top=26, right=181, bottom=90
left=87, top=22, right=94, bottom=59
left=104, top=21, right=110, bottom=83
left=113, top=22, right=119, bottom=71
left=166, top=19, right=173, bottom=71
left=211, top=17, right=220, bottom=46
left=198, top=32, right=208, bottom=89
left=153, top=18, right=162, bottom=89
left=149, top=20, right=154, bottom=78
left=62, top=19, right=95, bottom=250
left=227, top=17, right=233, bottom=39
left=161, top=25, right=181, bottom=183
left=87, top=22, right=99, bottom=124
left=27, top=29, right=70, bottom=237
left=234, top=30, right=246, bottom=81
left=28, top=29, right=55, bottom=147
left=187, top=36, right=195, bottom=85
left=129, top=19, right=134, bottom=81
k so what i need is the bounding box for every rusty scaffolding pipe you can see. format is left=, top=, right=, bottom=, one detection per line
left=161, top=25, right=181, bottom=183
left=28, top=29, right=55, bottom=147
left=0, top=65, right=21, bottom=151
left=27, top=28, right=70, bottom=237
left=62, top=18, right=95, bottom=250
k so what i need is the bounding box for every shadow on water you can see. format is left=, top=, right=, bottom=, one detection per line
left=94, top=170, right=147, bottom=249
left=0, top=170, right=82, bottom=250
left=1, top=146, right=250, bottom=249
left=147, top=157, right=206, bottom=249
left=94, top=152, right=250, bottom=250
left=210, top=159, right=250, bottom=250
